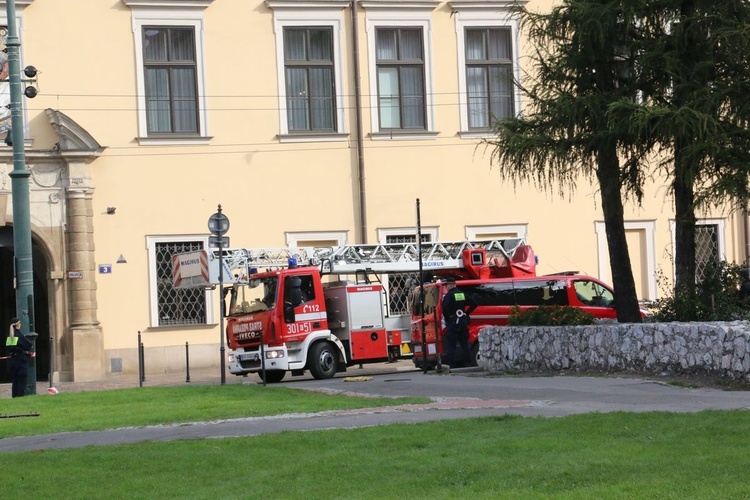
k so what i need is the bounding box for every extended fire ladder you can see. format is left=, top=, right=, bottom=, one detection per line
left=173, top=238, right=530, bottom=288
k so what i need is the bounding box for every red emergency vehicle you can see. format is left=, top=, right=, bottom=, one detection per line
left=172, top=239, right=536, bottom=382
left=410, top=273, right=646, bottom=370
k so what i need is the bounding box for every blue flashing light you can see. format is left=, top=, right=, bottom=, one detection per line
left=288, top=257, right=298, bottom=268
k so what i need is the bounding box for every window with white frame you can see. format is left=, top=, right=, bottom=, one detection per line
left=465, top=27, right=514, bottom=129
left=285, top=230, right=348, bottom=248
left=690, top=219, right=725, bottom=283
left=143, top=26, right=199, bottom=134
left=596, top=220, right=657, bottom=301
left=267, top=1, right=348, bottom=142
left=376, top=27, right=425, bottom=130
left=695, top=223, right=720, bottom=281
left=377, top=227, right=438, bottom=246
left=284, top=27, right=336, bottom=132
left=147, top=236, right=211, bottom=328
left=124, top=1, right=211, bottom=144
left=363, top=0, right=438, bottom=138
left=451, top=0, right=523, bottom=138
left=668, top=218, right=727, bottom=284
left=465, top=223, right=527, bottom=241
left=378, top=227, right=437, bottom=315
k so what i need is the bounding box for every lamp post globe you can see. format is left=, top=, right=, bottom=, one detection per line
left=208, top=211, right=229, bottom=236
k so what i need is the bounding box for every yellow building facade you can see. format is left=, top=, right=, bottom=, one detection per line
left=0, top=0, right=746, bottom=382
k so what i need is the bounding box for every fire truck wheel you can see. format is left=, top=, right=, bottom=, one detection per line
left=259, top=370, right=286, bottom=383
left=309, top=341, right=337, bottom=380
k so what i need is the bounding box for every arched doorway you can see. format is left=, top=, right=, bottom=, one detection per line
left=0, top=226, right=50, bottom=383
left=0, top=109, right=106, bottom=383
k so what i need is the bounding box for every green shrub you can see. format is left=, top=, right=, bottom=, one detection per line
left=508, top=305, right=596, bottom=326
left=651, top=261, right=750, bottom=322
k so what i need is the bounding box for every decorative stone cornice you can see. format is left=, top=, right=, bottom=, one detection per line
left=266, top=0, right=351, bottom=8
left=0, top=109, right=106, bottom=165
left=122, top=0, right=214, bottom=8
left=0, top=1, right=36, bottom=7
left=448, top=0, right=527, bottom=9
left=45, top=109, right=104, bottom=153
left=360, top=0, right=439, bottom=9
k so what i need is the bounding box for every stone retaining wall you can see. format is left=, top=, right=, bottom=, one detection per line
left=478, top=321, right=750, bottom=381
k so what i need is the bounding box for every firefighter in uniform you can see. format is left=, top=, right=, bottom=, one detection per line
left=6, top=317, right=32, bottom=398
left=440, top=278, right=477, bottom=368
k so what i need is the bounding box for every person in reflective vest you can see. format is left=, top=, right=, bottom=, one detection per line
left=440, top=278, right=477, bottom=368
left=6, top=317, right=32, bottom=398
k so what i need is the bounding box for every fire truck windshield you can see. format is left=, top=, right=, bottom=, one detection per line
left=228, top=277, right=279, bottom=315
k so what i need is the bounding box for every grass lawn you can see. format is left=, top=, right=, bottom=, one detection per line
left=5, top=410, right=750, bottom=498
left=0, top=384, right=429, bottom=437
left=3, top=384, right=750, bottom=498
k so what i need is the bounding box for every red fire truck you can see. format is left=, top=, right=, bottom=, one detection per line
left=172, top=239, right=536, bottom=382
left=409, top=272, right=646, bottom=370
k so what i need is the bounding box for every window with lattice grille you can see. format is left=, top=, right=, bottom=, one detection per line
left=695, top=224, right=719, bottom=283
left=154, top=240, right=207, bottom=326
left=385, top=233, right=431, bottom=315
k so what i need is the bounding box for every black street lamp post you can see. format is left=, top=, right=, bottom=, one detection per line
left=5, top=0, right=38, bottom=395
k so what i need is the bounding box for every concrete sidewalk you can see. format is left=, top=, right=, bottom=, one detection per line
left=0, top=358, right=420, bottom=397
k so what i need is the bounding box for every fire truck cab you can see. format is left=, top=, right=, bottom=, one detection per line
left=225, top=266, right=342, bottom=383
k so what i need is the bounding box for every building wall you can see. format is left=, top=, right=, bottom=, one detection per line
left=0, top=0, right=745, bottom=380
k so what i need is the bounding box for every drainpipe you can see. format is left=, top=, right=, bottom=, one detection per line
left=351, top=1, right=367, bottom=243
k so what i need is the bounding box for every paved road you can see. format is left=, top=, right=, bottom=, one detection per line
left=297, top=369, right=750, bottom=415
left=2, top=366, right=749, bottom=452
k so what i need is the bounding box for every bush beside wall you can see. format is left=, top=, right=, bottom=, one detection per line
left=478, top=321, right=750, bottom=382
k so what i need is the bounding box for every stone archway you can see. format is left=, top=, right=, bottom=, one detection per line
left=0, top=108, right=106, bottom=382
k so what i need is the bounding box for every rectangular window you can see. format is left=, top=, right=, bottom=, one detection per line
left=155, top=240, right=206, bottom=326
left=284, top=274, right=316, bottom=307
left=468, top=282, right=516, bottom=307
left=465, top=27, right=514, bottom=129
left=513, top=280, right=569, bottom=306
left=284, top=27, right=336, bottom=132
left=143, top=26, right=199, bottom=135
left=376, top=28, right=425, bottom=130
left=385, top=233, right=431, bottom=315
left=695, top=224, right=719, bottom=282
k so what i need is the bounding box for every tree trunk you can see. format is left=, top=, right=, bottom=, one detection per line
left=673, top=144, right=697, bottom=319
left=671, top=2, right=699, bottom=319
left=596, top=142, right=642, bottom=323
